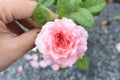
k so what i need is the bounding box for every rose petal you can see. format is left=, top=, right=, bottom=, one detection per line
left=32, top=54, right=38, bottom=61
left=30, top=60, right=39, bottom=69
left=116, top=43, right=120, bottom=52
left=39, top=60, right=48, bottom=68
left=51, top=64, right=59, bottom=71
left=17, top=66, right=23, bottom=73
left=24, top=54, right=32, bottom=60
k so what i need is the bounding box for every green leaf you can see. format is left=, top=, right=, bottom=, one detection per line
left=35, top=48, right=40, bottom=54
left=33, top=4, right=52, bottom=26
left=69, top=0, right=83, bottom=11
left=57, top=0, right=83, bottom=15
left=36, top=0, right=55, bottom=7
left=81, top=0, right=106, bottom=15
left=82, top=0, right=87, bottom=2
left=58, top=8, right=64, bottom=19
left=75, top=54, right=89, bottom=71
left=57, top=0, right=71, bottom=15
left=49, top=5, right=57, bottom=13
left=68, top=8, right=94, bottom=28
left=113, top=15, right=120, bottom=20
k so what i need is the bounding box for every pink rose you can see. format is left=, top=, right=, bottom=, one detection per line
left=35, top=18, right=88, bottom=67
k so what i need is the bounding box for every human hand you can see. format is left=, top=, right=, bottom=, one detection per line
left=0, top=0, right=57, bottom=71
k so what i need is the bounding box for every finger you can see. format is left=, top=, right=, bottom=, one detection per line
left=0, top=21, right=10, bottom=33
left=0, top=0, right=37, bottom=24
left=11, top=0, right=57, bottom=20
left=0, top=0, right=57, bottom=24
left=17, top=18, right=40, bottom=30
left=14, top=28, right=40, bottom=54
left=0, top=28, right=40, bottom=71
left=7, top=21, right=24, bottom=35
left=9, top=0, right=38, bottom=20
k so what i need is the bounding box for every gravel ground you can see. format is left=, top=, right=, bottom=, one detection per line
left=0, top=3, right=120, bottom=80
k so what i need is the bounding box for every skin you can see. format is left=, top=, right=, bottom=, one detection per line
left=0, top=0, right=57, bottom=71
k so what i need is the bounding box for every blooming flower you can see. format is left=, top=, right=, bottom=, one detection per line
left=35, top=18, right=88, bottom=67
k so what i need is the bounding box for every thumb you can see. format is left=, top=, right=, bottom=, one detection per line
left=0, top=28, right=40, bottom=71
left=10, top=0, right=38, bottom=19
left=14, top=28, right=40, bottom=54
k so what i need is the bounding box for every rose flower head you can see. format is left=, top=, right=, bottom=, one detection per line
left=35, top=18, right=88, bottom=67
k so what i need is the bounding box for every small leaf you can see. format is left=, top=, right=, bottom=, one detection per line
left=35, top=49, right=40, bottom=54
left=68, top=8, right=94, bottom=28
left=81, top=0, right=106, bottom=15
left=113, top=15, right=120, bottom=20
left=57, top=0, right=71, bottom=15
left=69, top=0, right=83, bottom=11
left=75, top=54, right=89, bottom=71
left=36, top=0, right=55, bottom=7
left=33, top=4, right=52, bottom=26
left=57, top=0, right=83, bottom=15
left=58, top=8, right=64, bottom=19
left=82, top=0, right=87, bottom=2
left=49, top=5, right=57, bottom=13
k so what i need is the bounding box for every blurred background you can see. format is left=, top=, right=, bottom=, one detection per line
left=0, top=0, right=120, bottom=80
left=106, top=0, right=120, bottom=3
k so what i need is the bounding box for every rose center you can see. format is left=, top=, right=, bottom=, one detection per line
left=54, top=32, right=70, bottom=49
